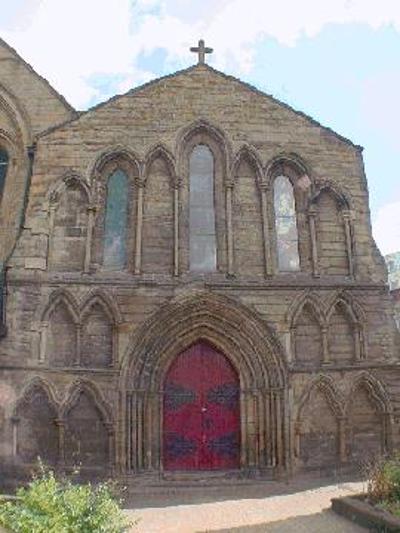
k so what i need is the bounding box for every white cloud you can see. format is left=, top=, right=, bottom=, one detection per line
left=1, top=0, right=400, bottom=107
left=373, top=202, right=400, bottom=255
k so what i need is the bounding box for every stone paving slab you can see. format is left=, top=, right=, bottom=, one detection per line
left=126, top=481, right=366, bottom=532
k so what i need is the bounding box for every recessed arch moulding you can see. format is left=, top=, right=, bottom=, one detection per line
left=119, top=291, right=289, bottom=475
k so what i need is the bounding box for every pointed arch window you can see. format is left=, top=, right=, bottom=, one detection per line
left=274, top=175, right=300, bottom=271
left=0, top=148, right=9, bottom=202
left=189, top=145, right=217, bottom=271
left=103, top=169, right=129, bottom=269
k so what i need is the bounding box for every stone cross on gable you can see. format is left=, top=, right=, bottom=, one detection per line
left=190, top=39, right=213, bottom=65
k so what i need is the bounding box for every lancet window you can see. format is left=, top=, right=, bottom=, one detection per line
left=189, top=145, right=217, bottom=271
left=273, top=175, right=300, bottom=271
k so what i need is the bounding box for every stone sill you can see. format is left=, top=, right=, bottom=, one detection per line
left=331, top=494, right=400, bottom=532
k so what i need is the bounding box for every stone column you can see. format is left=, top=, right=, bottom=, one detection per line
left=343, top=210, right=354, bottom=278
left=38, top=322, right=48, bottom=363
left=11, top=416, right=19, bottom=457
left=75, top=324, right=82, bottom=366
left=338, top=416, right=347, bottom=462
left=105, top=423, right=115, bottom=474
left=134, top=180, right=145, bottom=275
left=84, top=205, right=96, bottom=273
left=55, top=419, right=65, bottom=466
left=173, top=178, right=181, bottom=277
left=354, top=323, right=362, bottom=362
left=260, top=184, right=273, bottom=277
left=225, top=181, right=234, bottom=277
left=294, top=420, right=302, bottom=459
left=46, top=203, right=57, bottom=268
left=321, top=327, right=329, bottom=364
left=308, top=207, right=319, bottom=277
left=383, top=412, right=393, bottom=453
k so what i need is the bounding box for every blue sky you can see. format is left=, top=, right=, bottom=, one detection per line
left=1, top=0, right=400, bottom=254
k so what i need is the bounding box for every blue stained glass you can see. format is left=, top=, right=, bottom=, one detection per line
left=103, top=169, right=128, bottom=269
left=274, top=175, right=300, bottom=272
left=189, top=145, right=217, bottom=272
left=0, top=149, right=9, bottom=199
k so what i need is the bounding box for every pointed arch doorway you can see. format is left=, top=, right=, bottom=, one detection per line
left=163, top=342, right=240, bottom=471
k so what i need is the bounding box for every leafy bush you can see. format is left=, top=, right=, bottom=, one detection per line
left=0, top=463, right=135, bottom=532
left=364, top=452, right=400, bottom=516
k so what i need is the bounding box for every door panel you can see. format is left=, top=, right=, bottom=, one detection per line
left=163, top=343, right=240, bottom=471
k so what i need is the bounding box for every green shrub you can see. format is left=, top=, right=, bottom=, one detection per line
left=0, top=463, right=135, bottom=533
left=364, top=452, right=400, bottom=516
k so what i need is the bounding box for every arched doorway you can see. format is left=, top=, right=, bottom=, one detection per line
left=163, top=342, right=240, bottom=471
left=121, top=291, right=288, bottom=476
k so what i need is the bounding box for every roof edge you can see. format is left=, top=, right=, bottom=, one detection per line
left=37, top=62, right=363, bottom=151
left=0, top=37, right=77, bottom=116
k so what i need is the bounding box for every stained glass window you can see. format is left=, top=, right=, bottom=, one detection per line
left=0, top=149, right=9, bottom=200
left=103, top=169, right=129, bottom=269
left=189, top=145, right=217, bottom=272
left=274, top=175, right=300, bottom=271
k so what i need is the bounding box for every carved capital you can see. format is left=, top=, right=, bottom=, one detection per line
left=135, top=176, right=145, bottom=188
left=174, top=176, right=183, bottom=189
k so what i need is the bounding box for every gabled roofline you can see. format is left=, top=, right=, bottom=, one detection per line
left=37, top=62, right=363, bottom=151
left=0, top=37, right=77, bottom=116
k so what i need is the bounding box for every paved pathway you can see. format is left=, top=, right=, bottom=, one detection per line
left=125, top=481, right=366, bottom=532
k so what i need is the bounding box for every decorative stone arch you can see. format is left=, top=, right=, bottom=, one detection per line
left=80, top=288, right=122, bottom=324
left=287, top=290, right=327, bottom=328
left=327, top=291, right=367, bottom=361
left=175, top=119, right=232, bottom=176
left=119, top=290, right=288, bottom=475
left=286, top=291, right=328, bottom=365
left=310, top=181, right=352, bottom=211
left=295, top=374, right=346, bottom=465
left=175, top=119, right=233, bottom=275
left=38, top=289, right=79, bottom=365
left=88, top=145, right=143, bottom=185
left=11, top=376, right=60, bottom=464
left=265, top=153, right=314, bottom=276
left=47, top=172, right=91, bottom=206
left=40, top=289, right=80, bottom=324
left=345, top=372, right=392, bottom=417
left=89, top=147, right=142, bottom=273
left=345, top=372, right=393, bottom=456
left=143, top=143, right=176, bottom=185
left=12, top=376, right=60, bottom=418
left=60, top=379, right=113, bottom=423
left=0, top=81, right=33, bottom=146
left=297, top=374, right=345, bottom=420
left=141, top=143, right=176, bottom=276
left=231, top=144, right=264, bottom=186
left=60, top=379, right=115, bottom=471
left=231, top=144, right=266, bottom=278
left=0, top=85, right=32, bottom=261
left=264, top=152, right=313, bottom=191
left=80, top=289, right=121, bottom=367
left=46, top=173, right=91, bottom=272
left=310, top=183, right=355, bottom=278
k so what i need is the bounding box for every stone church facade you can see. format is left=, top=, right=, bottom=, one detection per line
left=0, top=38, right=399, bottom=487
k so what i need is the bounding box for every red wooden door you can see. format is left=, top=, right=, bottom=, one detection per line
left=163, top=343, right=240, bottom=471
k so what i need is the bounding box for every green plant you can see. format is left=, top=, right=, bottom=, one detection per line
left=0, top=461, right=136, bottom=533
left=363, top=452, right=400, bottom=517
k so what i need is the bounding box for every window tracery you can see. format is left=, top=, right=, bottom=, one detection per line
left=273, top=175, right=300, bottom=271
